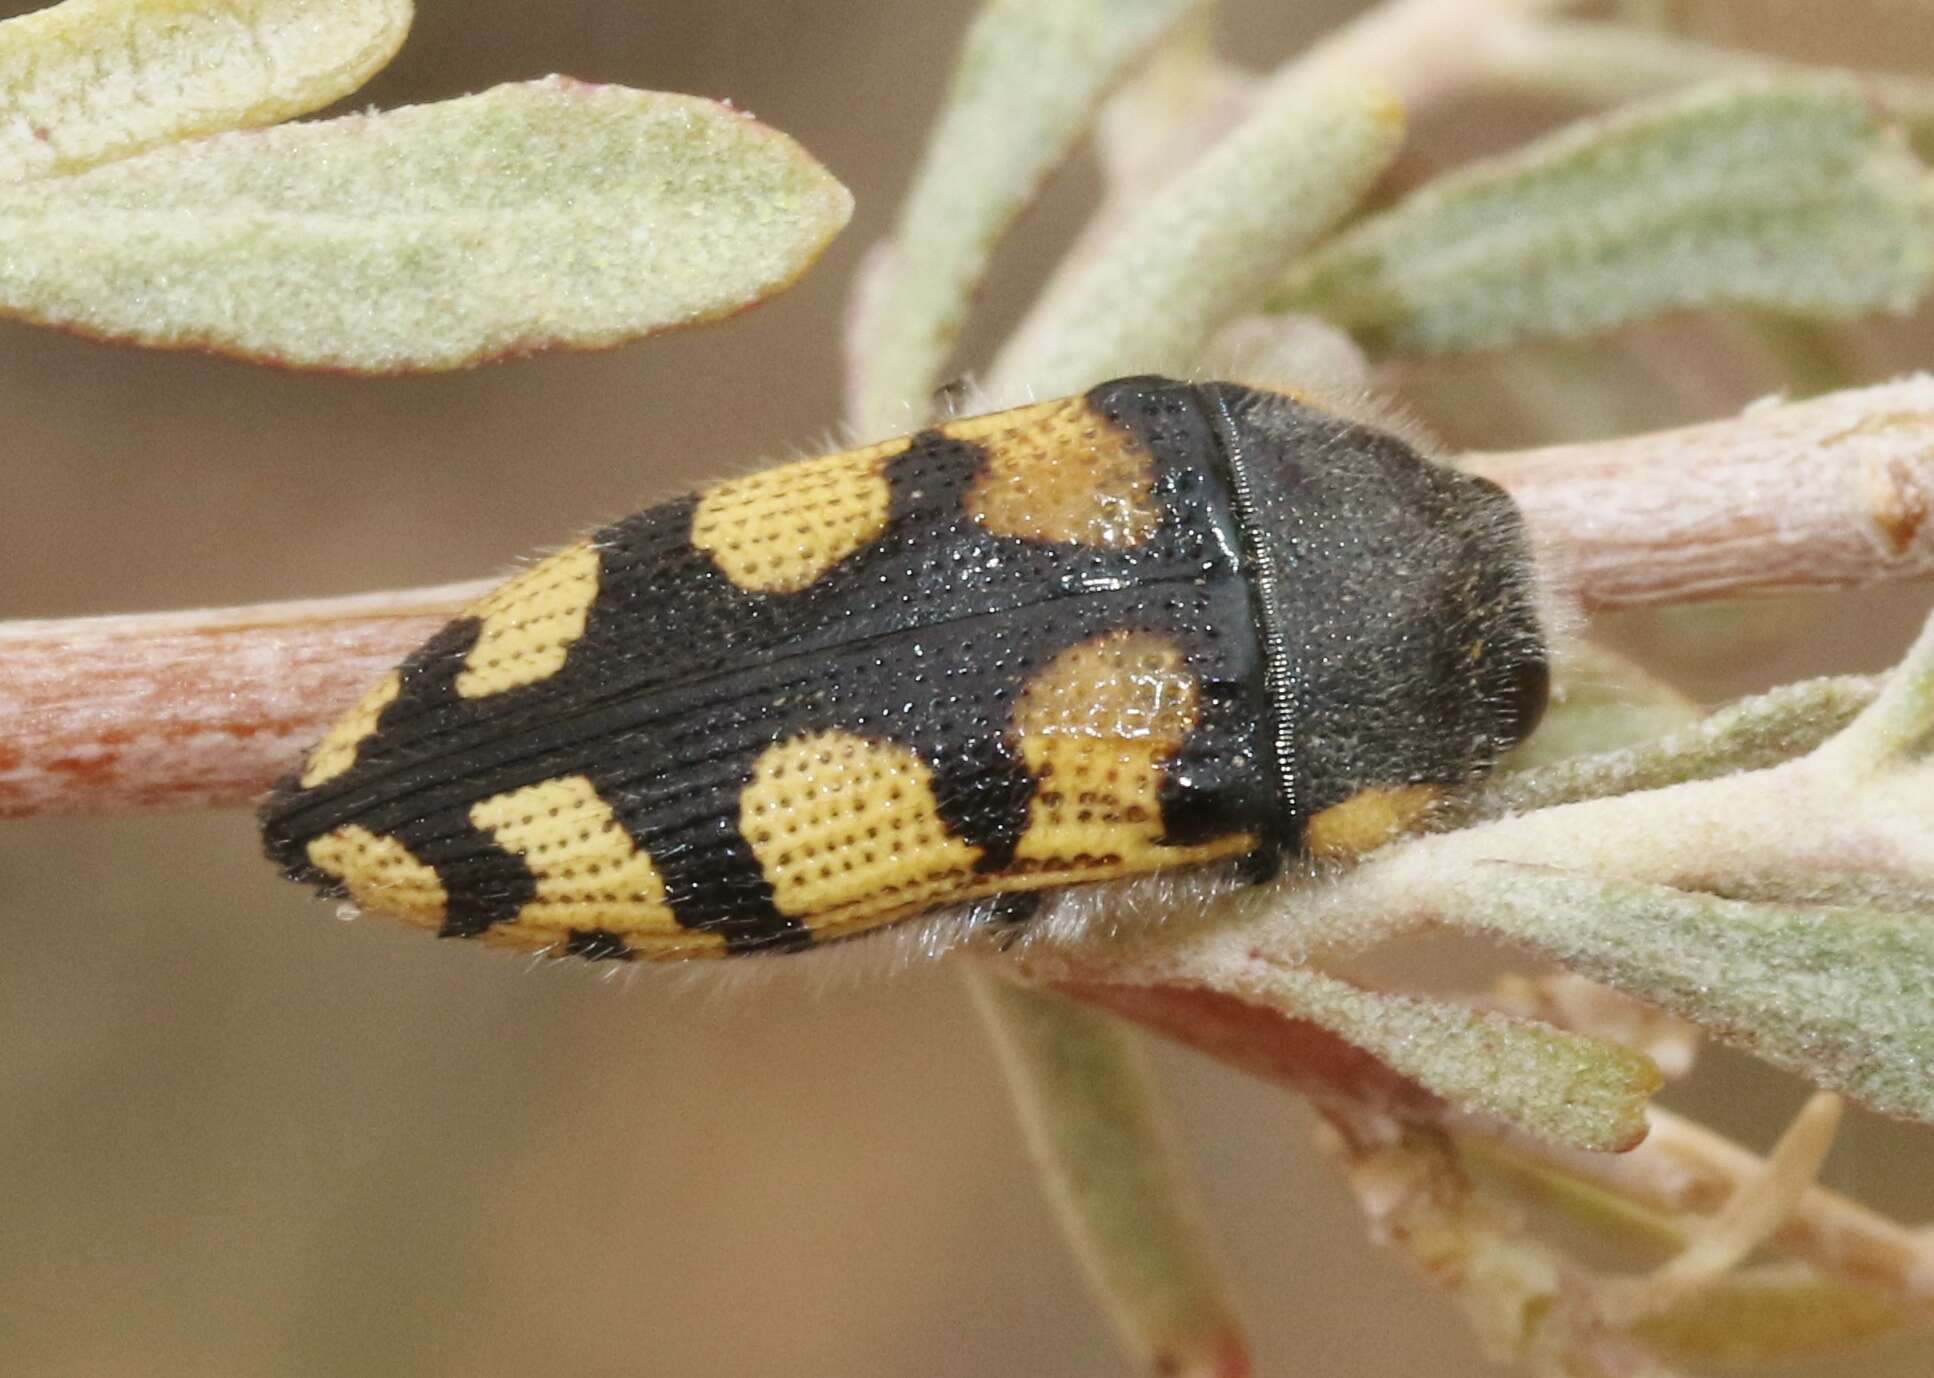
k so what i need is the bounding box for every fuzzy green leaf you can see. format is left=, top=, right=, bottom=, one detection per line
left=992, top=73, right=1404, bottom=397
left=1271, top=77, right=1934, bottom=354
left=1200, top=964, right=1658, bottom=1152
left=1478, top=674, right=1879, bottom=818
left=850, top=0, right=1200, bottom=437
left=973, top=977, right=1249, bottom=1378
left=0, top=77, right=853, bottom=372
left=1484, top=18, right=1934, bottom=159
left=0, top=0, right=411, bottom=183
left=1445, top=867, right=1934, bottom=1123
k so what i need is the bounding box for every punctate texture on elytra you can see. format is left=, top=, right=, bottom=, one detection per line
left=261, top=377, right=1548, bottom=963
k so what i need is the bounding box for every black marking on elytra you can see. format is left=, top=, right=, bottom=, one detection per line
left=977, top=891, right=1046, bottom=953
left=269, top=377, right=1506, bottom=957
left=975, top=890, right=1044, bottom=931
left=564, top=929, right=635, bottom=962
left=1079, top=381, right=1279, bottom=865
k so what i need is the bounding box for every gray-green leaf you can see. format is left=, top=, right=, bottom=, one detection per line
left=1445, top=866, right=1934, bottom=1124
left=971, top=977, right=1248, bottom=1378
left=994, top=74, right=1404, bottom=398
left=0, top=77, right=853, bottom=373
left=1271, top=77, right=1934, bottom=354
left=849, top=0, right=1200, bottom=438
left=0, top=0, right=412, bottom=183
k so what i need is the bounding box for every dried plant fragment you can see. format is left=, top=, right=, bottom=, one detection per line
left=1519, top=1105, right=1934, bottom=1305
left=1465, top=1101, right=1934, bottom=1366
left=1319, top=1126, right=1667, bottom=1376
left=1272, top=77, right=1934, bottom=354
left=848, top=0, right=1199, bottom=437
left=1327, top=1105, right=1934, bottom=1376
left=1605, top=1093, right=1843, bottom=1322
left=0, top=0, right=411, bottom=183
left=0, top=77, right=853, bottom=372
left=1634, top=1265, right=1917, bottom=1363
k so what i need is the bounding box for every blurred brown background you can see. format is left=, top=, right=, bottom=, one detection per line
left=3, top=2, right=1933, bottom=1375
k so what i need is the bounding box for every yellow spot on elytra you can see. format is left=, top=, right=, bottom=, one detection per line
left=1305, top=785, right=1440, bottom=860
left=455, top=541, right=601, bottom=699
left=1012, top=632, right=1248, bottom=877
left=742, top=731, right=983, bottom=940
left=469, top=775, right=717, bottom=956
left=300, top=670, right=401, bottom=787
left=306, top=824, right=447, bottom=927
left=727, top=633, right=1259, bottom=947
left=1013, top=631, right=1200, bottom=742
left=960, top=397, right=1161, bottom=548
left=692, top=438, right=901, bottom=593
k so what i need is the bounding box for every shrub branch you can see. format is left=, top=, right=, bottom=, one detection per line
left=4, top=378, right=1932, bottom=819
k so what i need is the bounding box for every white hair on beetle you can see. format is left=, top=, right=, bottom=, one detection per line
left=619, top=855, right=1289, bottom=999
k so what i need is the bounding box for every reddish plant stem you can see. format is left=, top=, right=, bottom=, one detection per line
left=1464, top=377, right=1934, bottom=608
left=4, top=382, right=1933, bottom=819
left=0, top=583, right=485, bottom=818
left=1054, top=979, right=1449, bottom=1120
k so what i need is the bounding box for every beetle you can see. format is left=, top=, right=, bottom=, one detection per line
left=259, top=375, right=1549, bottom=961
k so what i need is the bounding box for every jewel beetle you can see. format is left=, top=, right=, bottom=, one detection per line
left=260, top=375, right=1549, bottom=961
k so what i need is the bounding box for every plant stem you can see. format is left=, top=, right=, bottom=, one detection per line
left=1463, top=376, right=1934, bottom=610
left=4, top=379, right=1930, bottom=819
left=1493, top=1106, right=1934, bottom=1306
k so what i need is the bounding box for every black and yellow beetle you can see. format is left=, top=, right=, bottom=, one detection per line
left=259, top=376, right=1549, bottom=960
